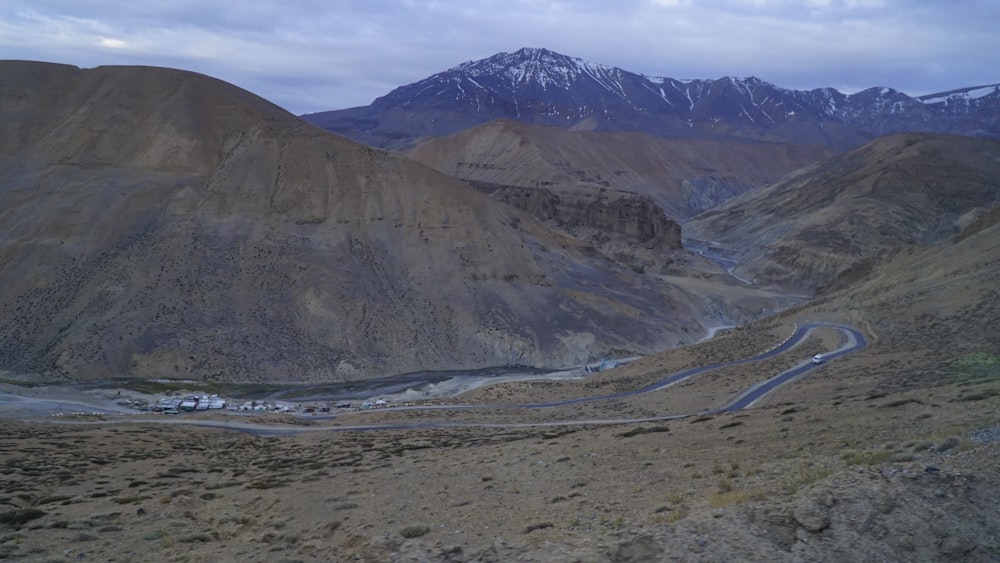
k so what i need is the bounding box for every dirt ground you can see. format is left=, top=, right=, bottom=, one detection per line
left=2, top=320, right=999, bottom=562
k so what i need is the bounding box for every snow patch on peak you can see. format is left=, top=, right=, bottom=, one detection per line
left=449, top=48, right=640, bottom=101
left=642, top=73, right=671, bottom=84
left=451, top=48, right=612, bottom=90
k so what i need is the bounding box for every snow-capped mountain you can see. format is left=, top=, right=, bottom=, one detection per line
left=303, top=47, right=1000, bottom=150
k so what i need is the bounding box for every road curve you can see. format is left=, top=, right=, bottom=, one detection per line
left=197, top=322, right=868, bottom=434
left=517, top=322, right=862, bottom=409
left=31, top=323, right=868, bottom=435
left=716, top=324, right=867, bottom=412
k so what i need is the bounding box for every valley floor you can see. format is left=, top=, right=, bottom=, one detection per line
left=2, top=321, right=998, bottom=561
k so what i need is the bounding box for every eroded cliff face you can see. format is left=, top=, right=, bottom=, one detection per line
left=475, top=182, right=680, bottom=245
left=469, top=180, right=681, bottom=274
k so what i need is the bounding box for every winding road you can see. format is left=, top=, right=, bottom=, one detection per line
left=525, top=322, right=866, bottom=409
left=9, top=323, right=867, bottom=435
left=185, top=322, right=867, bottom=435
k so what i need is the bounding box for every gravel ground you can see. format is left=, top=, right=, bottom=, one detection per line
left=969, top=420, right=1000, bottom=444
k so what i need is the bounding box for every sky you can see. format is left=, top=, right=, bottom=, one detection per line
left=2, top=0, right=998, bottom=115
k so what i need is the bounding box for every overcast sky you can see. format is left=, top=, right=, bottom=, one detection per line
left=2, top=0, right=997, bottom=114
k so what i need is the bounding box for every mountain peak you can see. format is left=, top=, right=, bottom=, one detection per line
left=449, top=47, right=613, bottom=89
left=305, top=48, right=1000, bottom=151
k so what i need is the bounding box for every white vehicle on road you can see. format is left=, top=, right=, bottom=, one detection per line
left=812, top=354, right=824, bottom=364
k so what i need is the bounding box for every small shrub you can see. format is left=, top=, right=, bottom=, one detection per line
left=112, top=495, right=149, bottom=505
left=523, top=522, right=553, bottom=534
left=0, top=509, right=46, bottom=529
left=957, top=390, right=998, bottom=401
left=880, top=399, right=921, bottom=408
left=841, top=450, right=893, bottom=466
left=34, top=495, right=73, bottom=506
left=246, top=479, right=288, bottom=490
left=708, top=488, right=767, bottom=508
left=399, top=525, right=430, bottom=538
left=617, top=426, right=670, bottom=438
left=782, top=467, right=834, bottom=493
left=936, top=437, right=960, bottom=452
left=659, top=508, right=688, bottom=523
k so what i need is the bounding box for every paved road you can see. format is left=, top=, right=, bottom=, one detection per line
left=24, top=323, right=867, bottom=435
left=716, top=324, right=866, bottom=412
left=517, top=322, right=856, bottom=409
left=197, top=322, right=866, bottom=435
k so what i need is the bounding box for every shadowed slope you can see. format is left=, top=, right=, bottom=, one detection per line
left=0, top=61, right=719, bottom=382
left=684, top=133, right=1000, bottom=292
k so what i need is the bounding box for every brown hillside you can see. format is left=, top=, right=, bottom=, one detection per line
left=405, top=119, right=831, bottom=220
left=1, top=112, right=998, bottom=560
left=1, top=191, right=997, bottom=561
left=684, top=133, right=1000, bottom=292
left=0, top=61, right=741, bottom=383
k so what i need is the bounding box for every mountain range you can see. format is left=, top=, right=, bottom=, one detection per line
left=1, top=54, right=998, bottom=386
left=2, top=46, right=1000, bottom=563
left=302, top=47, right=1000, bottom=151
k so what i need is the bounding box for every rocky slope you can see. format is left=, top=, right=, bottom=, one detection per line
left=405, top=119, right=831, bottom=220
left=303, top=47, right=1000, bottom=151
left=1, top=138, right=998, bottom=561
left=0, top=61, right=743, bottom=383
left=684, top=133, right=1000, bottom=292
left=404, top=119, right=830, bottom=274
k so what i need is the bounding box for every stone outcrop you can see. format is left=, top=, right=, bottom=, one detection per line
left=472, top=181, right=681, bottom=251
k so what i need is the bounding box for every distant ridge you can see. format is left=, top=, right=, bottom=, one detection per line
left=302, top=47, right=1000, bottom=150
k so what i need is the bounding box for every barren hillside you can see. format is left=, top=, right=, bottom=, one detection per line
left=1, top=210, right=997, bottom=560
left=1, top=69, right=998, bottom=559
left=0, top=61, right=748, bottom=383
left=406, top=119, right=831, bottom=220
left=684, top=133, right=1000, bottom=292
